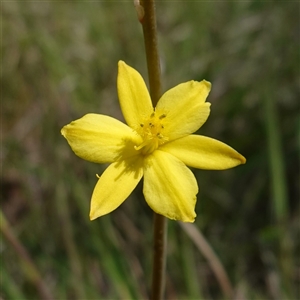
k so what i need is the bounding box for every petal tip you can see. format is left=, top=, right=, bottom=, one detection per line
left=240, top=155, right=246, bottom=165
left=118, top=60, right=127, bottom=69
left=185, top=211, right=197, bottom=223
left=175, top=212, right=196, bottom=223
left=118, top=60, right=124, bottom=65
left=167, top=208, right=197, bottom=223
left=61, top=126, right=67, bottom=137
left=202, top=80, right=212, bottom=93
left=203, top=79, right=211, bottom=86
left=89, top=209, right=98, bottom=221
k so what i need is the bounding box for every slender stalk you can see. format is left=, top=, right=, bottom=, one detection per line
left=139, top=1, right=167, bottom=299
left=151, top=213, right=167, bottom=299
left=140, top=0, right=162, bottom=105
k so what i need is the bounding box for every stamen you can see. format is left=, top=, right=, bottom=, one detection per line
left=135, top=111, right=168, bottom=155
left=134, top=140, right=149, bottom=151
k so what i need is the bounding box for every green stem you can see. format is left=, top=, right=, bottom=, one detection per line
left=139, top=1, right=167, bottom=299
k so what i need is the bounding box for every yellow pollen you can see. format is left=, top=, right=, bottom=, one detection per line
left=135, top=112, right=168, bottom=155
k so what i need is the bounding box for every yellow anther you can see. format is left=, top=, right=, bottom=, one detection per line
left=135, top=112, right=168, bottom=155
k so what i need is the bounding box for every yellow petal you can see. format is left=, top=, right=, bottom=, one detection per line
left=90, top=156, right=144, bottom=220
left=155, top=80, right=211, bottom=141
left=61, top=113, right=142, bottom=163
left=160, top=135, right=246, bottom=170
left=143, top=150, right=198, bottom=222
left=117, top=61, right=153, bottom=129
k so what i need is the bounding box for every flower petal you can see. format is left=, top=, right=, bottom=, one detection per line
left=117, top=61, right=153, bottom=129
left=155, top=80, right=211, bottom=141
left=160, top=135, right=246, bottom=170
left=61, top=113, right=142, bottom=163
left=143, top=150, right=198, bottom=222
left=90, top=156, right=144, bottom=220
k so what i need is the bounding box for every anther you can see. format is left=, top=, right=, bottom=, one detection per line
left=159, top=114, right=166, bottom=119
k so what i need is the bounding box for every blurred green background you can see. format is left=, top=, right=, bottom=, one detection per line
left=2, top=1, right=299, bottom=299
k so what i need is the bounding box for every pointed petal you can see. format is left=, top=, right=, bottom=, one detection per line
left=89, top=156, right=144, bottom=220
left=160, top=135, right=246, bottom=170
left=117, top=61, right=153, bottom=129
left=155, top=80, right=211, bottom=141
left=61, top=114, right=142, bottom=163
left=143, top=150, right=198, bottom=222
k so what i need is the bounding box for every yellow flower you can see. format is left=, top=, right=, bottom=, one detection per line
left=61, top=61, right=246, bottom=222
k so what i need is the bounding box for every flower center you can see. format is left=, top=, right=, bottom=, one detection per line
left=135, top=111, right=168, bottom=155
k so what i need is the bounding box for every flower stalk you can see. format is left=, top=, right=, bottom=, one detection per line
left=151, top=213, right=167, bottom=300
left=140, top=0, right=162, bottom=106
left=139, top=0, right=167, bottom=298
